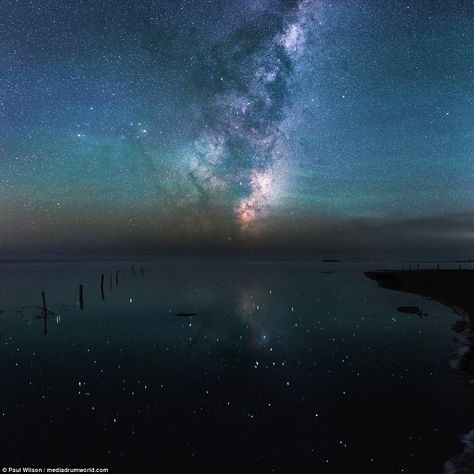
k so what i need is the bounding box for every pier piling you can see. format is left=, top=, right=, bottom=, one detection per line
left=79, top=284, right=84, bottom=310
left=101, top=274, right=105, bottom=300
left=42, top=291, right=48, bottom=335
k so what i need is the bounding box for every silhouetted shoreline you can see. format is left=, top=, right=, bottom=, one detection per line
left=365, top=269, right=474, bottom=377
left=366, top=269, right=474, bottom=473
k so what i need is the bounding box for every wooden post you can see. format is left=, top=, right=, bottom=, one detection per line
left=116, top=270, right=119, bottom=287
left=101, top=274, right=105, bottom=300
left=79, top=284, right=84, bottom=310
left=42, top=291, right=48, bottom=335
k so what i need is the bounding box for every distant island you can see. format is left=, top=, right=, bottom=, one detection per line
left=365, top=269, right=474, bottom=377
left=321, top=259, right=341, bottom=263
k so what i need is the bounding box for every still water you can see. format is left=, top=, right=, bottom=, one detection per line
left=0, top=261, right=472, bottom=473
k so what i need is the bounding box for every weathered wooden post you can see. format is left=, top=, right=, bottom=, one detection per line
left=42, top=291, right=48, bottom=335
left=101, top=274, right=105, bottom=300
left=79, top=284, right=84, bottom=310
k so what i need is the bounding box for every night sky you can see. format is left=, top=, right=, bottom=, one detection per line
left=1, top=0, right=473, bottom=259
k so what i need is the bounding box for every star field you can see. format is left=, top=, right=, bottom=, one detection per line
left=0, top=0, right=473, bottom=258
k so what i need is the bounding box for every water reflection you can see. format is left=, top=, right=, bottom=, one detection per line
left=0, top=262, right=472, bottom=473
left=238, top=286, right=273, bottom=349
left=17, top=304, right=55, bottom=321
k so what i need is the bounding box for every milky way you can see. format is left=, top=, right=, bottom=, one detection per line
left=184, top=0, right=315, bottom=232
left=0, top=0, right=473, bottom=258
